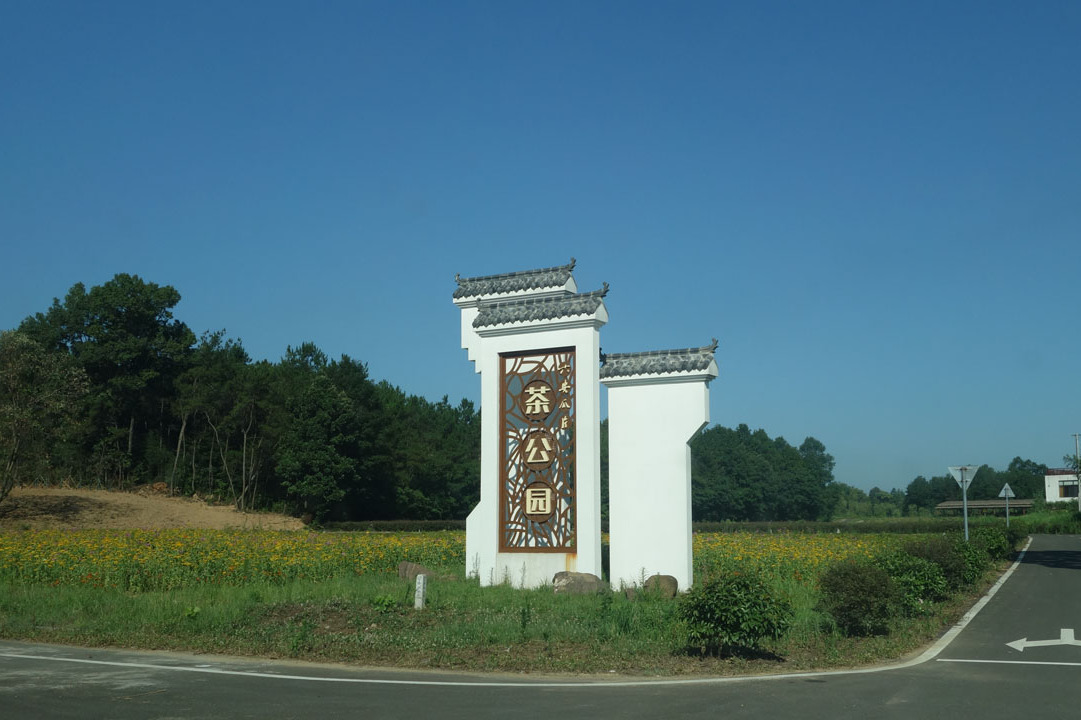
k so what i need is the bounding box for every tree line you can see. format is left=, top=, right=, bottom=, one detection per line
left=3, top=274, right=1057, bottom=523
left=688, top=424, right=837, bottom=521
left=900, top=458, right=1052, bottom=515
left=1, top=274, right=479, bottom=520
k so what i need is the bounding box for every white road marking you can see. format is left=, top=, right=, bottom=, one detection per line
left=1006, top=629, right=1080, bottom=652
left=938, top=658, right=1081, bottom=668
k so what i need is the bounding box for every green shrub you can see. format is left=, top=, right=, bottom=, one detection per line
left=903, top=535, right=966, bottom=590
left=971, top=526, right=1012, bottom=561
left=872, top=551, right=947, bottom=616
left=954, top=536, right=989, bottom=586
left=678, top=570, right=792, bottom=655
left=1005, top=524, right=1027, bottom=551
left=817, top=560, right=893, bottom=636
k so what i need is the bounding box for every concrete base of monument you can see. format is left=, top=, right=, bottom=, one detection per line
left=466, top=500, right=597, bottom=588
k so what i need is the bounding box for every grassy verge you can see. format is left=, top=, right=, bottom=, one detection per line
left=0, top=559, right=1009, bottom=676
left=1012, top=508, right=1081, bottom=534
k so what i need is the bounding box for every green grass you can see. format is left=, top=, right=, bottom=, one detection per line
left=0, top=561, right=1008, bottom=676
left=1012, top=508, right=1081, bottom=535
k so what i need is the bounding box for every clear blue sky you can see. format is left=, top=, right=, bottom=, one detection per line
left=2, top=1, right=1079, bottom=492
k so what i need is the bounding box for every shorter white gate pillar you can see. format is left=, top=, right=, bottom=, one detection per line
left=601, top=341, right=718, bottom=592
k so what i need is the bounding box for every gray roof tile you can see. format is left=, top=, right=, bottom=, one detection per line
left=600, top=339, right=718, bottom=378
left=454, top=258, right=576, bottom=299
left=473, top=284, right=608, bottom=328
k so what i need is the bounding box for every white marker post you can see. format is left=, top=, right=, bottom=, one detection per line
left=948, top=465, right=979, bottom=542
left=999, top=483, right=1015, bottom=528
left=414, top=574, right=427, bottom=610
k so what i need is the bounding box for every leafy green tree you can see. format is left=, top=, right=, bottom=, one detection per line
left=368, top=382, right=480, bottom=519
left=799, top=437, right=835, bottom=486
left=173, top=331, right=251, bottom=494
left=0, top=331, right=88, bottom=502
left=691, top=424, right=833, bottom=521
left=1001, top=457, right=1048, bottom=499
left=904, top=476, right=934, bottom=516
left=275, top=373, right=357, bottom=519
left=967, top=465, right=1000, bottom=500
left=324, top=355, right=395, bottom=516
left=868, top=487, right=893, bottom=516
left=827, top=482, right=870, bottom=517
left=19, top=274, right=195, bottom=485
left=928, top=474, right=959, bottom=506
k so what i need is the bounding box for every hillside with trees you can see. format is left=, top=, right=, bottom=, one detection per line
left=2, top=274, right=479, bottom=520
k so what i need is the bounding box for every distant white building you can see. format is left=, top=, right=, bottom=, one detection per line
left=1044, top=469, right=1080, bottom=503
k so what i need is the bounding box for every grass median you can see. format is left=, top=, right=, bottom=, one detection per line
left=0, top=527, right=1015, bottom=675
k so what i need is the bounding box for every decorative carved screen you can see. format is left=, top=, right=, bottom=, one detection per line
left=499, top=348, right=576, bottom=552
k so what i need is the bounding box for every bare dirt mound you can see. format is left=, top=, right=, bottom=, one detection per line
left=0, top=486, right=304, bottom=531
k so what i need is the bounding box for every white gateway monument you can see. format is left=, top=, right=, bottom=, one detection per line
left=453, top=259, right=716, bottom=590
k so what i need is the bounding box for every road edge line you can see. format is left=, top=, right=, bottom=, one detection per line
left=915, top=535, right=1031, bottom=666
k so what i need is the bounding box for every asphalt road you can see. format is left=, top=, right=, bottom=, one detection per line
left=2, top=534, right=1080, bottom=719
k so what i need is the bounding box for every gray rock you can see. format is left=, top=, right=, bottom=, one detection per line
left=398, top=561, right=436, bottom=582
left=552, top=571, right=607, bottom=595
left=643, top=574, right=679, bottom=598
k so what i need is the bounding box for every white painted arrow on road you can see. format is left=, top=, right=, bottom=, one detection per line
left=1006, top=629, right=1081, bottom=652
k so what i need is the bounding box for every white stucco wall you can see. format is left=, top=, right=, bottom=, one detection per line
left=604, top=376, right=710, bottom=592
left=1044, top=473, right=1080, bottom=503
left=463, top=317, right=605, bottom=588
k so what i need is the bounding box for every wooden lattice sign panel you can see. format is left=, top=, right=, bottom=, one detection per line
left=499, top=348, right=576, bottom=552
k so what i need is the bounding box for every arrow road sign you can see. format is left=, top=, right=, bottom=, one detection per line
left=1006, top=628, right=1081, bottom=652
left=949, top=465, right=979, bottom=489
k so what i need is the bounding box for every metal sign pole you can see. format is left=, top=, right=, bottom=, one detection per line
left=961, top=467, right=969, bottom=542
left=1074, top=433, right=1080, bottom=513
left=950, top=465, right=978, bottom=543
left=999, top=483, right=1015, bottom=530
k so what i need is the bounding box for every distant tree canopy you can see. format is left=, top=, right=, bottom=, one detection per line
left=901, top=457, right=1049, bottom=515
left=4, top=274, right=480, bottom=520
left=690, top=424, right=835, bottom=521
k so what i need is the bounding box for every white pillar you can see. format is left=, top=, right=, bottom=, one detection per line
left=602, top=343, right=717, bottom=591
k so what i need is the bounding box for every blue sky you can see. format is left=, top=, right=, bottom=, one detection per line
left=2, top=1, right=1079, bottom=492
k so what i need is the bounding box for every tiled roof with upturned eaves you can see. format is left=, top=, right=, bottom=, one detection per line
left=473, top=285, right=608, bottom=328
left=600, top=339, right=718, bottom=379
left=453, top=258, right=576, bottom=299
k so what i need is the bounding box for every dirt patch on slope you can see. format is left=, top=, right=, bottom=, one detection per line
left=0, top=486, right=304, bottom=531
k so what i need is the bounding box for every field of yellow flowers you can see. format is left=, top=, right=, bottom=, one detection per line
left=0, top=528, right=920, bottom=593
left=0, top=529, right=464, bottom=592
left=692, top=531, right=908, bottom=583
